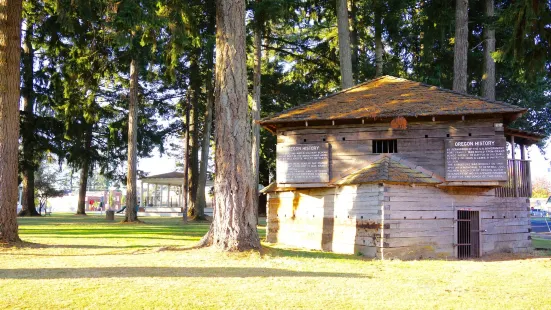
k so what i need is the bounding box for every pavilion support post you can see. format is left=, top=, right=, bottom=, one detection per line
left=160, top=185, right=164, bottom=207
left=511, top=136, right=518, bottom=198
left=140, top=181, right=144, bottom=208
left=147, top=183, right=150, bottom=206
left=167, top=185, right=171, bottom=208
left=154, top=184, right=158, bottom=207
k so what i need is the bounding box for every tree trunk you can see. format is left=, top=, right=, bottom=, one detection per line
left=481, top=0, right=495, bottom=100
left=374, top=0, right=383, bottom=77
left=350, top=0, right=359, bottom=80
left=187, top=50, right=201, bottom=219
left=19, top=21, right=39, bottom=217
left=76, top=125, right=92, bottom=215
left=453, top=0, right=468, bottom=93
left=125, top=58, right=139, bottom=222
left=336, top=0, right=353, bottom=89
left=0, top=0, right=23, bottom=243
left=251, top=17, right=262, bottom=225
left=195, top=6, right=215, bottom=220
left=199, top=0, right=261, bottom=251
left=182, top=96, right=190, bottom=223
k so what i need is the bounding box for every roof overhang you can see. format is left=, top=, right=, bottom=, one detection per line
left=259, top=112, right=525, bottom=134
left=505, top=127, right=546, bottom=146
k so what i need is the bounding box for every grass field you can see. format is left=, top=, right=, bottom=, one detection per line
left=1, top=214, right=551, bottom=309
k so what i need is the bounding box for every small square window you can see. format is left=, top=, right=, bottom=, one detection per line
left=372, top=139, right=398, bottom=153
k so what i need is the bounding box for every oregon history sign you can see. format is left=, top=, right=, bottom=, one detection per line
left=276, top=144, right=330, bottom=183
left=445, top=138, right=508, bottom=181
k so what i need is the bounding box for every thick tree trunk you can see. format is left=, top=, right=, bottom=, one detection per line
left=374, top=0, right=383, bottom=77
left=453, top=0, right=468, bottom=93
left=76, top=125, right=92, bottom=215
left=19, top=22, right=39, bottom=217
left=0, top=0, right=23, bottom=243
left=350, top=0, right=359, bottom=80
left=125, top=58, right=139, bottom=222
left=199, top=0, right=260, bottom=251
left=187, top=50, right=201, bottom=219
left=195, top=11, right=215, bottom=220
left=336, top=0, right=353, bottom=89
left=251, top=21, right=262, bottom=224
left=481, top=0, right=495, bottom=100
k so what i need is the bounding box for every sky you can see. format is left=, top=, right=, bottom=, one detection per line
left=139, top=154, right=178, bottom=176
left=526, top=143, right=551, bottom=181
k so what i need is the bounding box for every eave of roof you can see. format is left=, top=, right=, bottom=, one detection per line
left=505, top=127, right=546, bottom=145
left=259, top=76, right=526, bottom=127
left=141, top=171, right=185, bottom=180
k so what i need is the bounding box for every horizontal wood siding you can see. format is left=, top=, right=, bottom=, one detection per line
left=266, top=184, right=383, bottom=256
left=267, top=183, right=531, bottom=260
left=276, top=119, right=502, bottom=181
left=382, top=185, right=531, bottom=259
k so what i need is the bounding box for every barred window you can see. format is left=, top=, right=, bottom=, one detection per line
left=372, top=139, right=398, bottom=153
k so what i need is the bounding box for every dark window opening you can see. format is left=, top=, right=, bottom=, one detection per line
left=372, top=139, right=398, bottom=153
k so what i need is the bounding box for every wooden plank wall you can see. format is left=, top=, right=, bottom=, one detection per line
left=276, top=119, right=503, bottom=180
left=382, top=185, right=531, bottom=259
left=266, top=184, right=383, bottom=256
left=268, top=119, right=530, bottom=259
left=267, top=183, right=531, bottom=260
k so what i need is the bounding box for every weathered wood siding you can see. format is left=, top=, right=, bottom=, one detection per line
left=267, top=184, right=531, bottom=259
left=276, top=119, right=503, bottom=180
left=267, top=184, right=383, bottom=256
left=267, top=119, right=530, bottom=259
left=382, top=185, right=530, bottom=259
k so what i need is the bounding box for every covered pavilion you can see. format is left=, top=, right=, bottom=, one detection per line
left=140, top=172, right=185, bottom=210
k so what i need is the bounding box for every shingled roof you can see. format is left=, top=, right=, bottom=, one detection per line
left=336, top=154, right=443, bottom=185
left=259, top=76, right=525, bottom=128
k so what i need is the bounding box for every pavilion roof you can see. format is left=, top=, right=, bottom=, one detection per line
left=141, top=172, right=184, bottom=180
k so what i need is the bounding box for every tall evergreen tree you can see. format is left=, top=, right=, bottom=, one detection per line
left=453, top=0, right=469, bottom=93
left=199, top=0, right=261, bottom=251
left=195, top=0, right=216, bottom=220
left=0, top=0, right=23, bottom=243
left=19, top=6, right=39, bottom=216
left=336, top=0, right=354, bottom=88
left=374, top=0, right=383, bottom=77
left=482, top=0, right=496, bottom=100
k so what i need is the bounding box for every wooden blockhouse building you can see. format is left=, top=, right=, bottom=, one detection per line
left=259, top=76, right=544, bottom=259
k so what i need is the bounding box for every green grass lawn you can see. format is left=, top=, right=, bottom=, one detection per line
left=1, top=214, right=551, bottom=309
left=532, top=237, right=551, bottom=250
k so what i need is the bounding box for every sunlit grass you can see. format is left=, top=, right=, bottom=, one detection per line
left=0, top=213, right=550, bottom=309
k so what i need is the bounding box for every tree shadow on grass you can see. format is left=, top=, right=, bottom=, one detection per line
left=0, top=242, right=171, bottom=253
left=0, top=267, right=371, bottom=279
left=26, top=235, right=198, bottom=241
left=20, top=227, right=208, bottom=236
left=261, top=246, right=370, bottom=261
